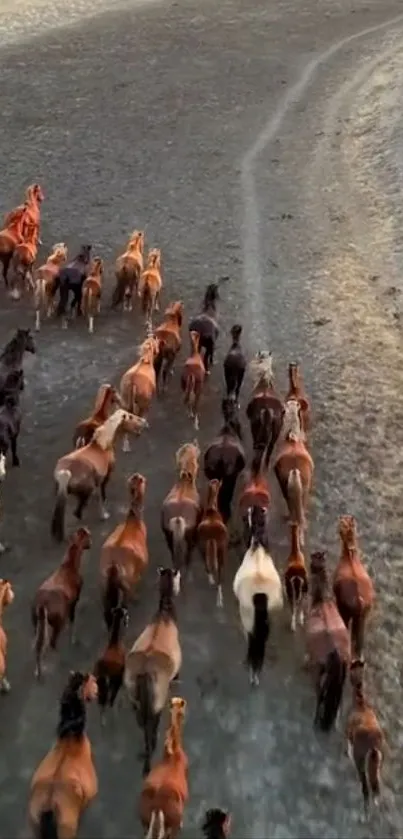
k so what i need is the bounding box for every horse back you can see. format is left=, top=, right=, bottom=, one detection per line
left=140, top=775, right=188, bottom=828
left=204, top=439, right=245, bottom=478
left=305, top=601, right=350, bottom=663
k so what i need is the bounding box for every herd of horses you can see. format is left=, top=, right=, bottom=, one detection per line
left=0, top=185, right=386, bottom=837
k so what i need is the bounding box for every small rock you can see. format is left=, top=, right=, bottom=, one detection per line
left=313, top=317, right=331, bottom=327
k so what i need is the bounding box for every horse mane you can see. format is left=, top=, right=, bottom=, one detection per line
left=57, top=672, right=87, bottom=739
left=249, top=352, right=274, bottom=389
left=175, top=442, right=199, bottom=480
left=202, top=809, right=228, bottom=839
left=93, top=383, right=113, bottom=415
left=163, top=699, right=185, bottom=757
left=92, top=410, right=122, bottom=450
left=153, top=570, right=177, bottom=625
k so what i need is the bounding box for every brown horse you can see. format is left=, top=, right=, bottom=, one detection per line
left=112, top=230, right=145, bottom=311
left=11, top=220, right=40, bottom=299
left=0, top=210, right=27, bottom=287
left=51, top=408, right=147, bottom=541
left=125, top=567, right=181, bottom=775
left=100, top=473, right=148, bottom=629
left=305, top=551, right=350, bottom=731
left=284, top=522, right=308, bottom=632
left=32, top=527, right=91, bottom=679
left=93, top=603, right=129, bottom=724
left=285, top=362, right=310, bottom=433
left=181, top=331, right=206, bottom=431
left=246, top=351, right=284, bottom=469
left=238, top=447, right=271, bottom=548
left=202, top=809, right=232, bottom=839
left=0, top=579, right=15, bottom=694
left=139, top=697, right=188, bottom=838
left=73, top=383, right=122, bottom=448
left=120, top=336, right=160, bottom=449
left=138, top=247, right=162, bottom=323
left=273, top=407, right=314, bottom=546
left=345, top=659, right=385, bottom=819
left=28, top=671, right=98, bottom=839
left=203, top=397, right=246, bottom=525
left=197, top=479, right=229, bottom=607
left=161, top=442, right=201, bottom=588
left=81, top=257, right=104, bottom=334
left=333, top=515, right=374, bottom=659
left=154, top=301, right=184, bottom=392
left=33, top=243, right=68, bottom=331
left=5, top=183, right=44, bottom=237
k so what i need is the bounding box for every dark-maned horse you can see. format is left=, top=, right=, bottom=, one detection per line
left=0, top=390, right=22, bottom=467
left=188, top=283, right=220, bottom=374
left=203, top=397, right=246, bottom=525
left=0, top=370, right=24, bottom=407
left=223, top=325, right=246, bottom=405
left=246, top=350, right=284, bottom=469
left=0, top=328, right=36, bottom=393
left=53, top=245, right=92, bottom=326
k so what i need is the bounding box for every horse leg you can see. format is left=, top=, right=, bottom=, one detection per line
left=99, top=476, right=110, bottom=520
left=73, top=490, right=90, bottom=520
left=109, top=673, right=124, bottom=709
left=10, top=433, right=20, bottom=467
left=1, top=254, right=12, bottom=288
left=162, top=350, right=175, bottom=391
left=68, top=595, right=80, bottom=645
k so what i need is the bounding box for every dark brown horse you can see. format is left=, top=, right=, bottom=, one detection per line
left=223, top=324, right=246, bottom=405
left=188, top=283, right=220, bottom=374
left=246, top=351, right=284, bottom=468
left=203, top=397, right=246, bottom=525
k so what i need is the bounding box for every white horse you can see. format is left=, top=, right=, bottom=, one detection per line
left=233, top=508, right=283, bottom=686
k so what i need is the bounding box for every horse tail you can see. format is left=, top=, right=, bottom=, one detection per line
left=206, top=538, right=218, bottom=583
left=120, top=375, right=136, bottom=413
left=34, top=605, right=49, bottom=680
left=169, top=516, right=186, bottom=584
left=103, top=564, right=122, bottom=629
left=141, top=279, right=151, bottom=315
left=55, top=273, right=69, bottom=317
left=247, top=592, right=269, bottom=681
left=51, top=469, right=71, bottom=541
left=366, top=747, right=382, bottom=802
left=145, top=810, right=165, bottom=839
left=287, top=468, right=304, bottom=528
left=38, top=809, right=59, bottom=839
left=134, top=672, right=158, bottom=776
left=184, top=373, right=196, bottom=408
left=315, top=649, right=346, bottom=731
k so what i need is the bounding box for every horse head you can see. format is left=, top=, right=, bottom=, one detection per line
left=77, top=244, right=92, bottom=263
left=203, top=282, right=220, bottom=310
left=338, top=514, right=357, bottom=550
left=28, top=183, right=44, bottom=203
left=157, top=565, right=181, bottom=598
left=147, top=247, right=161, bottom=269
left=0, top=579, right=14, bottom=607
left=127, top=472, right=147, bottom=507
left=70, top=526, right=92, bottom=551
left=249, top=350, right=274, bottom=389
left=52, top=242, right=68, bottom=261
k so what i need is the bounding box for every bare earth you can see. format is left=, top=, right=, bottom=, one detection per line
left=1, top=0, right=403, bottom=837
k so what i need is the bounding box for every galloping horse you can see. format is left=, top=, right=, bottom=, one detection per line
left=52, top=245, right=93, bottom=327
left=285, top=362, right=310, bottom=434
left=223, top=324, right=246, bottom=404
left=0, top=209, right=28, bottom=287
left=0, top=579, right=15, bottom=694
left=125, top=567, right=181, bottom=775
left=284, top=522, right=308, bottom=632
left=154, top=301, right=184, bottom=392
left=138, top=247, right=162, bottom=322
left=346, top=659, right=385, bottom=818
left=188, top=283, right=220, bottom=374
left=94, top=604, right=129, bottom=724
left=4, top=183, right=44, bottom=239
left=238, top=447, right=271, bottom=548
left=51, top=409, right=147, bottom=541
left=203, top=397, right=246, bottom=525
left=73, top=383, right=122, bottom=448
left=273, top=402, right=314, bottom=546
left=0, top=328, right=36, bottom=393
left=197, top=479, right=229, bottom=607
left=161, top=441, right=201, bottom=587
left=119, top=336, right=160, bottom=449
left=333, top=515, right=374, bottom=659
left=112, top=230, right=145, bottom=311
left=246, top=351, right=284, bottom=468
left=11, top=221, right=40, bottom=298
left=33, top=243, right=68, bottom=331
left=181, top=331, right=206, bottom=431
left=28, top=671, right=98, bottom=839
left=81, top=257, right=104, bottom=334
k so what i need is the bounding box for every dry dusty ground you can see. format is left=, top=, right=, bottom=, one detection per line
left=1, top=0, right=403, bottom=837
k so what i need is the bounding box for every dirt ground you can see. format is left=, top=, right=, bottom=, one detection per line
left=1, top=0, right=403, bottom=837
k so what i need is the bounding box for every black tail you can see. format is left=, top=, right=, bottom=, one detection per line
left=141, top=281, right=151, bottom=315
left=246, top=593, right=269, bottom=679
left=314, top=649, right=346, bottom=731
left=103, top=565, right=121, bottom=630
left=38, top=809, right=59, bottom=839
left=55, top=277, right=70, bottom=317
left=134, top=672, right=160, bottom=776
left=34, top=605, right=48, bottom=680
left=218, top=475, right=238, bottom=524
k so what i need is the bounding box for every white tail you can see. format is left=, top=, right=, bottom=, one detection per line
left=145, top=810, right=165, bottom=839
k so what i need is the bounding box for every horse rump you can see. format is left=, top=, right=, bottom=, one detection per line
left=37, top=808, right=59, bottom=839
left=246, top=592, right=270, bottom=683
left=314, top=648, right=346, bottom=732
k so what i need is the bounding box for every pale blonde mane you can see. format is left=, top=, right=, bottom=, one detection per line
left=147, top=248, right=161, bottom=268
left=176, top=441, right=200, bottom=480
left=283, top=399, right=304, bottom=442
left=249, top=351, right=274, bottom=388
left=164, top=698, right=186, bottom=756
left=136, top=337, right=158, bottom=364
left=92, top=409, right=125, bottom=450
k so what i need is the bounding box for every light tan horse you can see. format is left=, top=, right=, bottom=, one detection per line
left=28, top=671, right=98, bottom=839
left=161, top=441, right=201, bottom=588
left=0, top=579, right=14, bottom=693
left=51, top=409, right=148, bottom=541
left=124, top=567, right=181, bottom=775
left=138, top=247, right=162, bottom=323
left=112, top=230, right=145, bottom=311
left=81, top=257, right=104, bottom=334
left=120, top=336, right=159, bottom=451
left=33, top=242, right=68, bottom=331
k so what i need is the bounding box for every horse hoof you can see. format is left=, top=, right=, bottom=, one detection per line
left=12, top=458, right=20, bottom=467
left=0, top=678, right=10, bottom=693
left=100, top=510, right=110, bottom=521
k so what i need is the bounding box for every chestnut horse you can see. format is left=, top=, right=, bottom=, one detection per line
left=181, top=331, right=206, bottom=431
left=100, top=473, right=148, bottom=629
left=138, top=247, right=162, bottom=323
left=4, top=183, right=44, bottom=238
left=246, top=351, right=284, bottom=468
left=285, top=362, right=310, bottom=434
left=125, top=567, right=181, bottom=775
left=333, top=515, right=375, bottom=659
left=284, top=523, right=308, bottom=632
left=0, top=579, right=15, bottom=693
left=94, top=604, right=129, bottom=724
left=28, top=671, right=98, bottom=839
left=32, top=527, right=91, bottom=679
left=273, top=405, right=314, bottom=546
left=120, top=336, right=160, bottom=449
left=203, top=397, right=246, bottom=525
left=161, top=442, right=201, bottom=587
left=112, top=230, right=145, bottom=311
left=154, top=301, right=184, bottom=392
left=197, top=479, right=229, bottom=607
left=51, top=408, right=147, bottom=541
left=73, top=383, right=122, bottom=448
left=81, top=257, right=104, bottom=334
left=346, top=659, right=385, bottom=818
left=305, top=551, right=350, bottom=731
left=238, top=447, right=271, bottom=548
left=139, top=697, right=188, bottom=838
left=11, top=221, right=40, bottom=299
left=0, top=210, right=28, bottom=287
left=33, top=243, right=68, bottom=331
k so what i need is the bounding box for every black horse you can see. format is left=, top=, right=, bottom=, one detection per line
left=203, top=397, right=246, bottom=523
left=0, top=369, right=24, bottom=407
left=0, top=328, right=36, bottom=393
left=223, top=324, right=246, bottom=404
left=188, top=283, right=220, bottom=374
left=53, top=245, right=92, bottom=322
left=0, top=390, right=22, bottom=466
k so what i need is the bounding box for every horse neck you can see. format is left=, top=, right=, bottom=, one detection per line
left=290, top=525, right=304, bottom=562
left=93, top=414, right=121, bottom=449
left=57, top=691, right=86, bottom=740
left=155, top=588, right=177, bottom=624
left=0, top=590, right=8, bottom=620
left=164, top=718, right=184, bottom=760
left=204, top=824, right=226, bottom=839
left=352, top=683, right=367, bottom=710
left=61, top=543, right=83, bottom=573
left=177, top=473, right=197, bottom=496
left=49, top=253, right=64, bottom=265
left=254, top=377, right=273, bottom=394
left=127, top=495, right=144, bottom=522
left=0, top=341, right=23, bottom=367
left=341, top=539, right=359, bottom=565
left=206, top=489, right=219, bottom=513
left=310, top=573, right=330, bottom=605
left=203, top=302, right=216, bottom=316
